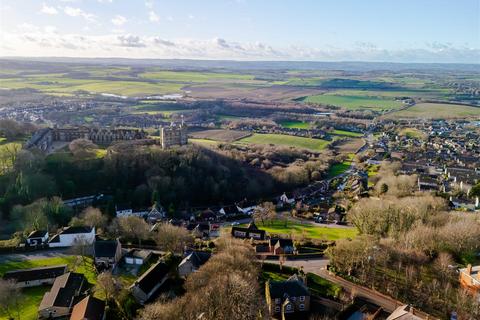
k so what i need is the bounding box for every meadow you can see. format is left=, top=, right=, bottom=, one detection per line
left=237, top=133, right=329, bottom=151
left=388, top=102, right=480, bottom=119
left=302, top=93, right=404, bottom=111
left=249, top=219, right=357, bottom=240
left=331, top=129, right=363, bottom=137
left=278, top=120, right=311, bottom=129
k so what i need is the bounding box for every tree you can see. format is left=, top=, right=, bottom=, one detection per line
left=69, top=237, right=92, bottom=267
left=253, top=202, right=276, bottom=226
left=154, top=223, right=192, bottom=254
left=96, top=271, right=118, bottom=306
left=69, top=139, right=98, bottom=159
left=0, top=279, right=22, bottom=320
left=81, top=207, right=108, bottom=230
left=114, top=216, right=150, bottom=246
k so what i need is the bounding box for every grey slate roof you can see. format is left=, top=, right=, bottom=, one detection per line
left=134, top=262, right=169, bottom=294
left=268, top=275, right=310, bottom=299
left=3, top=265, right=67, bottom=282
left=94, top=240, right=119, bottom=258
left=39, top=272, right=86, bottom=310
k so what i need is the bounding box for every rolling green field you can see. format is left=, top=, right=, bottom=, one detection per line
left=302, top=93, right=404, bottom=110
left=278, top=120, right=311, bottom=129
left=237, top=133, right=329, bottom=151
left=251, top=219, right=357, bottom=240
left=139, top=70, right=255, bottom=82
left=331, top=129, right=363, bottom=137
left=388, top=103, right=480, bottom=119
left=0, top=256, right=97, bottom=320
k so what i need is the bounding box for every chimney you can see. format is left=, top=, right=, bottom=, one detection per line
left=476, top=197, right=479, bottom=208
left=466, top=264, right=472, bottom=275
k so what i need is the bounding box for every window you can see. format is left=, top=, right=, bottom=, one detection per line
left=291, top=296, right=296, bottom=301
left=299, top=304, right=305, bottom=311
left=299, top=296, right=305, bottom=302
left=275, top=306, right=280, bottom=313
left=285, top=304, right=293, bottom=311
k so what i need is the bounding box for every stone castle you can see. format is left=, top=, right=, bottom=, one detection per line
left=26, top=124, right=187, bottom=151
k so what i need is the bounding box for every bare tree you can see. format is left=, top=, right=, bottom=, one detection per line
left=69, top=139, right=98, bottom=159
left=253, top=202, right=276, bottom=226
left=95, top=271, right=118, bottom=306
left=82, top=207, right=108, bottom=230
left=154, top=223, right=192, bottom=254
left=115, top=216, right=150, bottom=246
left=0, top=279, right=22, bottom=320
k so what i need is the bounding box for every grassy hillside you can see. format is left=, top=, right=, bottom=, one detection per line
left=238, top=133, right=329, bottom=151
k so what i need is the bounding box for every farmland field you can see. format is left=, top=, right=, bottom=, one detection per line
left=278, top=120, right=311, bottom=129
left=302, top=93, right=404, bottom=110
left=237, top=133, right=329, bottom=151
left=387, top=103, right=480, bottom=119
left=189, top=129, right=251, bottom=142
left=331, top=129, right=363, bottom=137
left=247, top=219, right=357, bottom=240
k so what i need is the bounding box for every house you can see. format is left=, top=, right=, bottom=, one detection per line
left=124, top=249, right=152, bottom=265
left=3, top=265, right=67, bottom=288
left=115, top=205, right=148, bottom=218
left=386, top=305, right=425, bottom=320
left=26, top=230, right=49, bottom=246
left=269, top=238, right=295, bottom=255
left=48, top=226, right=95, bottom=248
left=218, top=205, right=240, bottom=216
left=178, top=251, right=211, bottom=277
left=70, top=295, right=105, bottom=320
left=459, top=264, right=480, bottom=297
left=38, top=272, right=87, bottom=319
left=94, top=239, right=122, bottom=269
left=265, top=274, right=310, bottom=318
left=231, top=222, right=266, bottom=240
left=146, top=204, right=166, bottom=223
left=130, top=261, right=169, bottom=304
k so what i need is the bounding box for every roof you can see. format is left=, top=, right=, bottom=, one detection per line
left=386, top=305, right=424, bottom=320
left=94, top=240, right=120, bottom=258
left=27, top=230, right=48, bottom=238
left=180, top=251, right=211, bottom=269
left=70, top=296, right=105, bottom=320
left=133, top=261, right=169, bottom=294
left=61, top=226, right=94, bottom=234
left=39, top=272, right=86, bottom=310
left=267, top=275, right=310, bottom=299
left=125, top=249, right=152, bottom=260
left=460, top=265, right=480, bottom=286
left=3, top=265, right=67, bottom=282
left=270, top=238, right=294, bottom=248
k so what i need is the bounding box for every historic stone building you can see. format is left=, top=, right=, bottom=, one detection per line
left=26, top=124, right=187, bottom=151
left=160, top=123, right=188, bottom=149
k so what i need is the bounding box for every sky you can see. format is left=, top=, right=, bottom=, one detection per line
left=0, top=0, right=479, bottom=63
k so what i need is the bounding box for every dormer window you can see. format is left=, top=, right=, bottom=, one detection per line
left=299, top=304, right=305, bottom=310
left=286, top=304, right=293, bottom=311
left=299, top=295, right=305, bottom=302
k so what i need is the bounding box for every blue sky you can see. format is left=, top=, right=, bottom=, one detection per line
left=0, top=0, right=478, bottom=63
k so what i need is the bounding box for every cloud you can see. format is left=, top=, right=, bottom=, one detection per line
left=64, top=6, right=95, bottom=21
left=145, top=0, right=154, bottom=9
left=149, top=11, right=159, bottom=22
left=1, top=29, right=478, bottom=64
left=111, top=15, right=127, bottom=26
left=117, top=34, right=146, bottom=47
left=40, top=3, right=58, bottom=15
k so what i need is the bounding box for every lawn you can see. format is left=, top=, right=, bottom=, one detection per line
left=302, top=94, right=404, bottom=111
left=278, top=120, right=311, bottom=129
left=328, top=162, right=351, bottom=178
left=237, top=133, right=329, bottom=151
left=252, top=219, right=357, bottom=240
left=0, top=256, right=97, bottom=320
left=388, top=103, right=480, bottom=119
left=331, top=129, right=363, bottom=137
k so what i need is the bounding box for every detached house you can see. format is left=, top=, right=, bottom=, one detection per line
left=38, top=272, right=87, bottom=319
left=269, top=238, right=295, bottom=255
left=178, top=251, right=211, bottom=277
left=94, top=239, right=122, bottom=269
left=231, top=222, right=266, bottom=240
left=130, top=261, right=169, bottom=304
left=265, top=275, right=310, bottom=318
left=26, top=230, right=49, bottom=246
left=49, top=226, right=95, bottom=248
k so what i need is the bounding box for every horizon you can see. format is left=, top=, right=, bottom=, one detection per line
left=1, top=0, right=479, bottom=64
